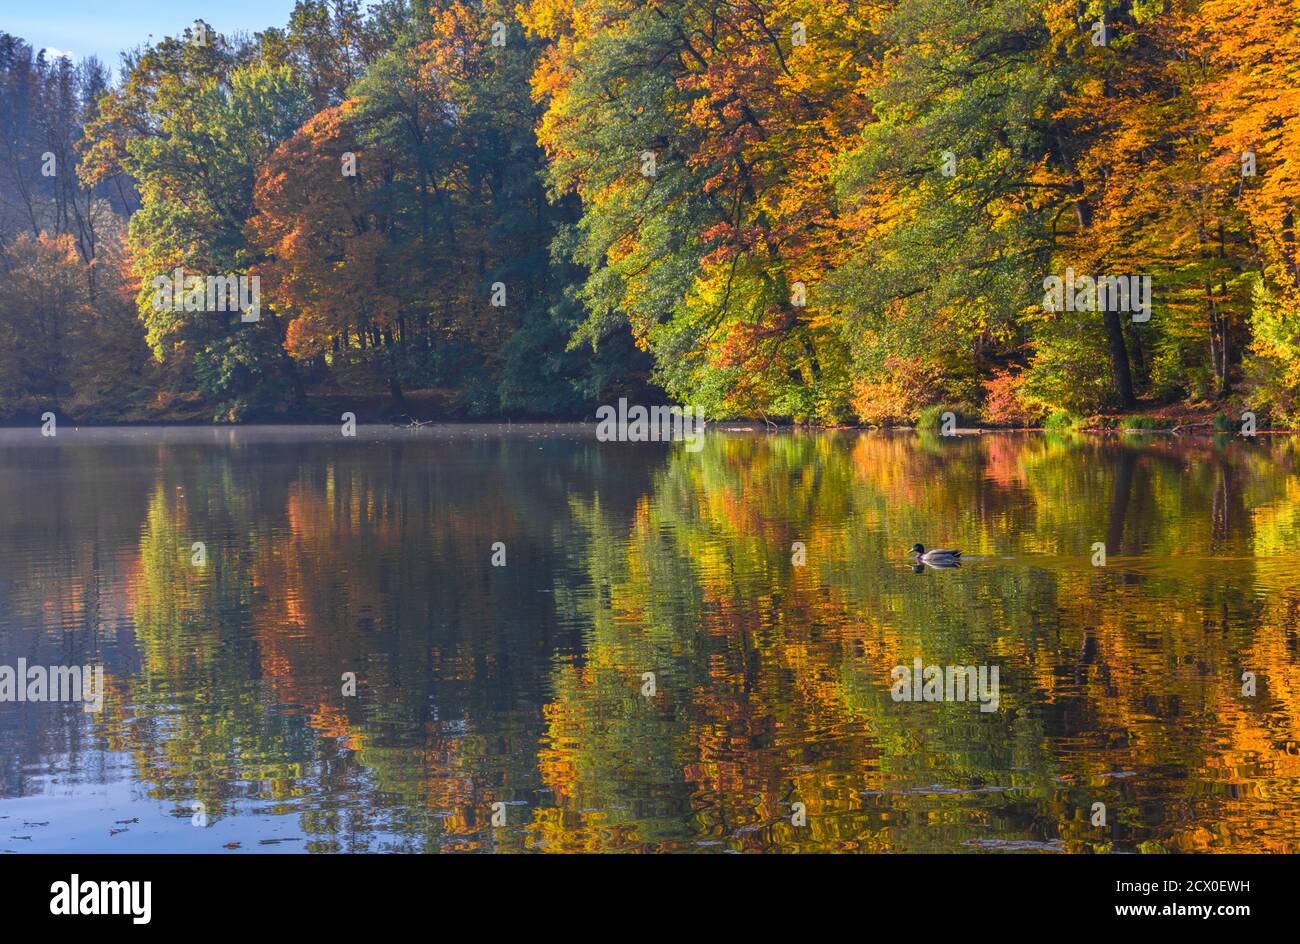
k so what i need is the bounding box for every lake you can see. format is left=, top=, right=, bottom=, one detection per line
left=1, top=426, right=1297, bottom=853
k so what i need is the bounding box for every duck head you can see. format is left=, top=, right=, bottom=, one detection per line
left=910, top=543, right=925, bottom=555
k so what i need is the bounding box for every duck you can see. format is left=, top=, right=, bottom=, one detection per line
left=911, top=543, right=961, bottom=564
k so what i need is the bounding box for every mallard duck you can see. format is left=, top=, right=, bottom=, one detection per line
left=911, top=543, right=961, bottom=563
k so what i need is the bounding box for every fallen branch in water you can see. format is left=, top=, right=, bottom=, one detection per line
left=391, top=414, right=433, bottom=429
left=1170, top=421, right=1214, bottom=434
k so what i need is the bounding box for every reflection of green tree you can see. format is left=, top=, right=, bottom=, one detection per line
left=72, top=431, right=1300, bottom=851
left=537, top=433, right=1300, bottom=851
left=125, top=480, right=308, bottom=824
left=112, top=438, right=634, bottom=850
left=530, top=493, right=701, bottom=850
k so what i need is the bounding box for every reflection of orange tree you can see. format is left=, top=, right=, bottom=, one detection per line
left=1210, top=614, right=1300, bottom=853
left=234, top=448, right=569, bottom=850
left=107, top=449, right=559, bottom=849
left=87, top=432, right=1300, bottom=851
left=532, top=437, right=914, bottom=851
left=534, top=433, right=1300, bottom=851
left=841, top=433, right=1300, bottom=851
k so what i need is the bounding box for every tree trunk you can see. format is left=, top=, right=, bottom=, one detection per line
left=389, top=373, right=408, bottom=415
left=1057, top=134, right=1137, bottom=408
left=1283, top=209, right=1298, bottom=287
left=265, top=309, right=306, bottom=410
left=1102, top=306, right=1136, bottom=408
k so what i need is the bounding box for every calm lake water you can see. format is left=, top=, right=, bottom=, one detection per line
left=1, top=425, right=1298, bottom=853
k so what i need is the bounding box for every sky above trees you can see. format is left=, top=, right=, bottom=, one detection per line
left=1, top=0, right=303, bottom=70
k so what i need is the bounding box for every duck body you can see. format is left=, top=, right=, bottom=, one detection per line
left=911, top=543, right=961, bottom=563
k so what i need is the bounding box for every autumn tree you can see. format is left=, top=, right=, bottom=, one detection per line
left=0, top=233, right=148, bottom=418
left=253, top=1, right=639, bottom=416
left=82, top=26, right=312, bottom=419
left=1190, top=0, right=1300, bottom=420
left=520, top=0, right=879, bottom=422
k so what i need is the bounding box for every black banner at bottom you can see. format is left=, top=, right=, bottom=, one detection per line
left=0, top=852, right=1275, bottom=931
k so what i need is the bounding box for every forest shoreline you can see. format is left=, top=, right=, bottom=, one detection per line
left=7, top=5, right=1300, bottom=433
left=6, top=410, right=1294, bottom=435
left=4, top=377, right=1292, bottom=434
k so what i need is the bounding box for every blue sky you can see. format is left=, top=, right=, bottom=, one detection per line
left=0, top=1, right=303, bottom=76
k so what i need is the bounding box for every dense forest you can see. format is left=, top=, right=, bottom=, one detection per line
left=0, top=0, right=1297, bottom=425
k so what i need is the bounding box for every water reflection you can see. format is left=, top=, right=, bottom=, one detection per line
left=1, top=427, right=1298, bottom=852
